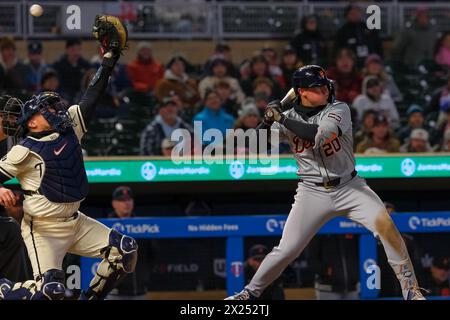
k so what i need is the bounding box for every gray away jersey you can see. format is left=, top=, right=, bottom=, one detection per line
left=272, top=101, right=355, bottom=183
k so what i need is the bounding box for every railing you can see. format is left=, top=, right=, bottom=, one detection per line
left=1, top=1, right=450, bottom=40
left=80, top=212, right=450, bottom=299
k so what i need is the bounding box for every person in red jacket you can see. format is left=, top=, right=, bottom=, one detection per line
left=326, top=48, right=363, bottom=104
left=127, top=41, right=164, bottom=93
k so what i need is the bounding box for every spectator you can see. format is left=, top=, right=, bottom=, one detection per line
left=106, top=186, right=154, bottom=300
left=428, top=75, right=450, bottom=126
left=434, top=31, right=450, bottom=68
left=281, top=45, right=302, bottom=95
left=422, top=256, right=450, bottom=297
left=326, top=48, right=363, bottom=104
left=234, top=101, right=261, bottom=131
left=140, top=95, right=193, bottom=156
left=440, top=130, right=450, bottom=151
left=215, top=80, right=240, bottom=118
left=199, top=56, right=245, bottom=103
left=354, top=109, right=377, bottom=149
left=290, top=14, right=327, bottom=66
left=352, top=76, right=399, bottom=129
left=252, top=77, right=275, bottom=101
left=261, top=47, right=285, bottom=88
left=362, top=54, right=403, bottom=103
left=240, top=54, right=282, bottom=98
left=308, top=233, right=359, bottom=300
left=52, top=38, right=91, bottom=103
left=161, top=138, right=177, bottom=157
left=39, top=70, right=60, bottom=93
left=154, top=54, right=200, bottom=107
left=193, top=90, right=235, bottom=138
left=203, top=43, right=240, bottom=79
left=24, top=41, right=48, bottom=93
left=334, top=4, right=383, bottom=67
left=254, top=92, right=269, bottom=117
left=400, top=128, right=434, bottom=153
left=356, top=114, right=400, bottom=154
left=392, top=7, right=435, bottom=66
left=244, top=245, right=285, bottom=300
left=397, top=104, right=439, bottom=146
left=0, top=37, right=29, bottom=93
left=127, top=41, right=164, bottom=93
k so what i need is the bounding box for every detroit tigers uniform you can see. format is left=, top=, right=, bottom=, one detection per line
left=0, top=105, right=112, bottom=281
left=244, top=101, right=419, bottom=298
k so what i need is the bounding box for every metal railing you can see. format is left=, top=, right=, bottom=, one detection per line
left=1, top=1, right=450, bottom=40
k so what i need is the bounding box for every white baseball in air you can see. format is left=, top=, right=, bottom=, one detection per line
left=30, top=4, right=44, bottom=17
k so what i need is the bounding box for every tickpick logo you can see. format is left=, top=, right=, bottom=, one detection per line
left=408, top=216, right=421, bottom=230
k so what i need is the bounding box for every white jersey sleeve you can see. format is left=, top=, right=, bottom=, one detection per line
left=68, top=105, right=87, bottom=142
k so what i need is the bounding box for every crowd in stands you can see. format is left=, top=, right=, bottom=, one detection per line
left=1, top=4, right=450, bottom=156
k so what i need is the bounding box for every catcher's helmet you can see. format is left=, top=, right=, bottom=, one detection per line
left=292, top=65, right=335, bottom=103
left=17, top=92, right=73, bottom=133
left=0, top=95, right=23, bottom=137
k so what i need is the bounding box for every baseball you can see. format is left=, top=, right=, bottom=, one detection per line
left=29, top=4, right=43, bottom=17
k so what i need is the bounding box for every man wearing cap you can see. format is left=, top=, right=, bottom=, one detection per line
left=127, top=41, right=164, bottom=93
left=422, top=256, right=450, bottom=296
left=397, top=104, right=439, bottom=145
left=52, top=39, right=91, bottom=103
left=154, top=54, right=200, bottom=107
left=353, top=75, right=399, bottom=129
left=140, top=95, right=193, bottom=156
left=24, top=41, right=48, bottom=93
left=107, top=187, right=154, bottom=300
left=400, top=128, right=433, bottom=153
left=245, top=245, right=285, bottom=300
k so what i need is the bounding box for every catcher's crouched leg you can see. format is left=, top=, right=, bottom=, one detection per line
left=80, top=229, right=138, bottom=300
left=0, top=269, right=66, bottom=300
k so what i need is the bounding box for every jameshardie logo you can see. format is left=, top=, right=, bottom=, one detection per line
left=141, top=162, right=157, bottom=181
left=229, top=160, right=245, bottom=180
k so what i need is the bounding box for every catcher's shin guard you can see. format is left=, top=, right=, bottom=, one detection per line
left=80, top=229, right=138, bottom=300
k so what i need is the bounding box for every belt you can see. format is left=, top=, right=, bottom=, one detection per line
left=25, top=212, right=79, bottom=222
left=300, top=170, right=357, bottom=189
left=23, top=190, right=41, bottom=196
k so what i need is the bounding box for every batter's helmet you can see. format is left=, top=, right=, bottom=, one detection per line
left=17, top=92, right=73, bottom=133
left=292, top=65, right=335, bottom=103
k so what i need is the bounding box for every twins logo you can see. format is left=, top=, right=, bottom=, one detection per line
left=230, top=261, right=243, bottom=277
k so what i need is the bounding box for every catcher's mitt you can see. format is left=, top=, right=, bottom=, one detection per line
left=92, top=15, right=128, bottom=58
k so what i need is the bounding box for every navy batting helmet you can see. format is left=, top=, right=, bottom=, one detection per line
left=17, top=92, right=73, bottom=133
left=292, top=65, right=335, bottom=103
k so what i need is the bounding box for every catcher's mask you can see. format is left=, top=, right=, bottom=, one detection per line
left=0, top=95, right=23, bottom=137
left=17, top=92, right=74, bottom=133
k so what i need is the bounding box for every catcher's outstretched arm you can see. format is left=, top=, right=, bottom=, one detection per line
left=78, top=54, right=117, bottom=126
left=78, top=15, right=128, bottom=127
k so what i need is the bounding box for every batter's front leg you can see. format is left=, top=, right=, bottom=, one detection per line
left=244, top=184, right=337, bottom=298
left=340, top=177, right=425, bottom=300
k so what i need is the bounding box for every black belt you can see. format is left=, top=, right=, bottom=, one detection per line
left=23, top=190, right=41, bottom=196
left=300, top=170, right=357, bottom=189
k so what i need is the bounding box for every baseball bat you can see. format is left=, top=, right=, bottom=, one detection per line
left=280, top=87, right=296, bottom=107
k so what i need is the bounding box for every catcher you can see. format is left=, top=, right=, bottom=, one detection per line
left=0, top=16, right=137, bottom=300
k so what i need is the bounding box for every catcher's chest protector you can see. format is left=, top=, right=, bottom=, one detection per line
left=20, top=129, right=88, bottom=203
